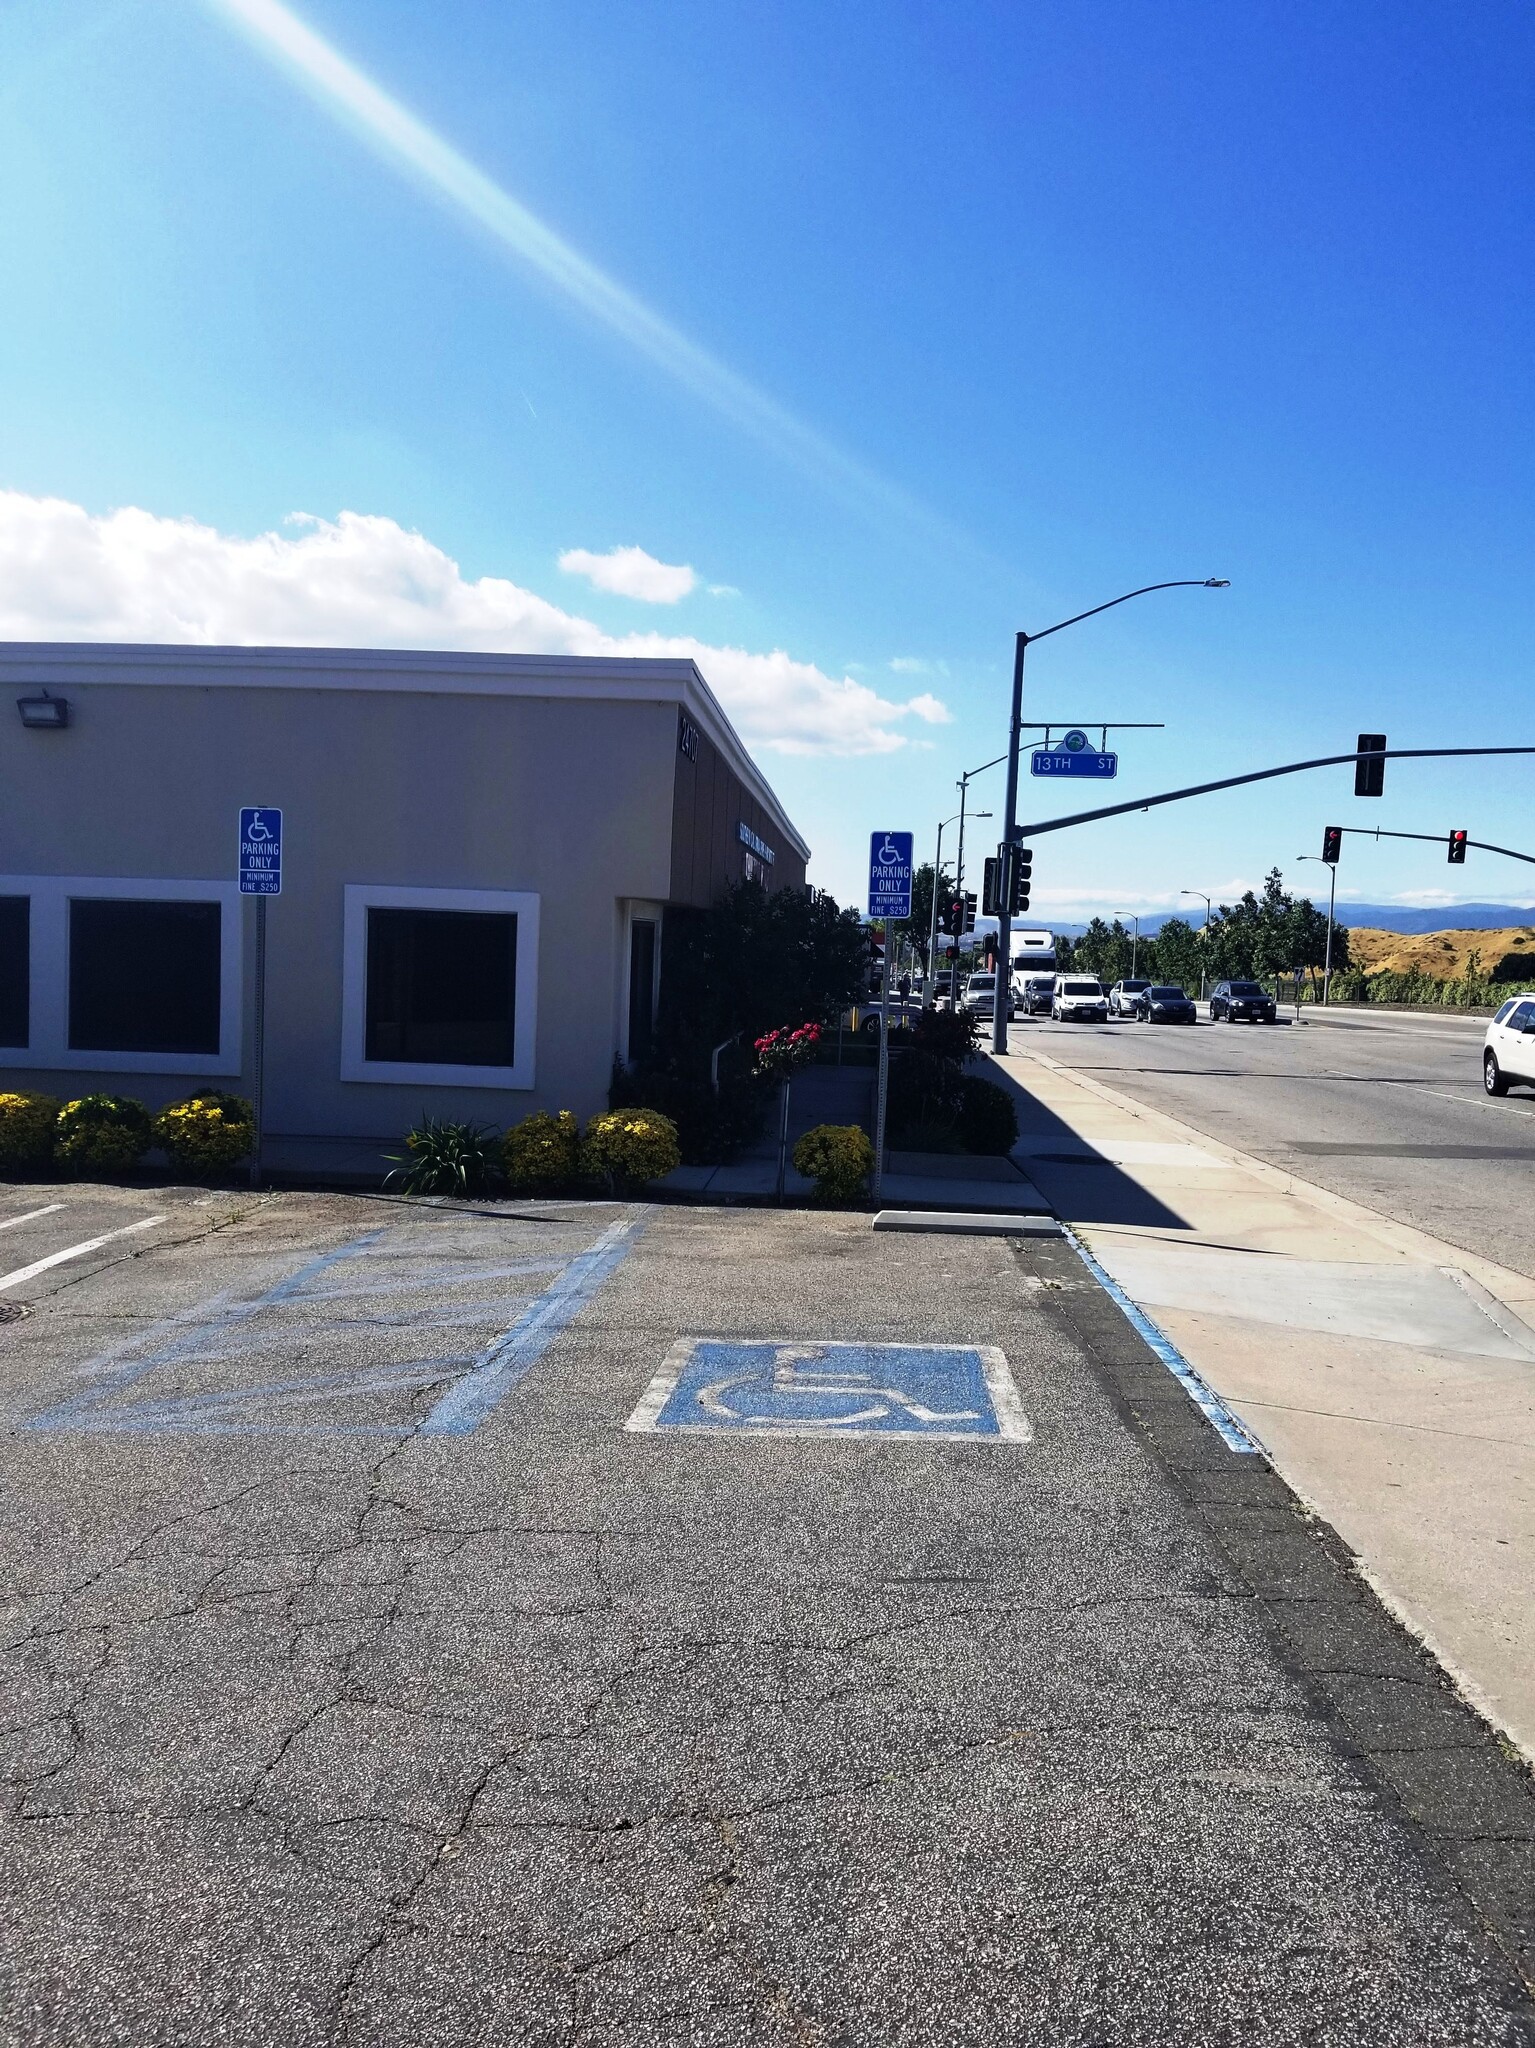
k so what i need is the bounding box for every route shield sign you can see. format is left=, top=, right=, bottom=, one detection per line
left=1031, top=728, right=1117, bottom=780
left=867, top=830, right=914, bottom=919
left=238, top=807, right=283, bottom=896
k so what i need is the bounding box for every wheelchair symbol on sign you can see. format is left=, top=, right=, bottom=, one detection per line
left=878, top=836, right=904, bottom=868
left=245, top=813, right=275, bottom=841
left=697, top=1346, right=980, bottom=1429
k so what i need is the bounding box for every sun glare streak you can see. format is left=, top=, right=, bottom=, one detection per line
left=206, top=0, right=956, bottom=546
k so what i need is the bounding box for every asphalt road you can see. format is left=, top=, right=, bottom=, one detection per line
left=1006, top=1006, right=1535, bottom=1277
left=0, top=1183, right=1532, bottom=2043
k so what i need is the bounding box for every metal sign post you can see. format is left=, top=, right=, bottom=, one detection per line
left=867, top=832, right=913, bottom=1203
left=238, top=808, right=282, bottom=1188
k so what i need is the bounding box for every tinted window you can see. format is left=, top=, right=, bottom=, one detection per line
left=1229, top=982, right=1266, bottom=997
left=1148, top=987, right=1185, bottom=999
left=366, top=908, right=515, bottom=1066
left=1121, top=981, right=1150, bottom=992
left=1510, top=1001, right=1535, bottom=1033
left=1494, top=1000, right=1519, bottom=1025
left=69, top=899, right=221, bottom=1055
left=1063, top=980, right=1102, bottom=995
left=0, top=897, right=26, bottom=1047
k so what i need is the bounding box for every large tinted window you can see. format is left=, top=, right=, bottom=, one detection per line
left=69, top=899, right=221, bottom=1055
left=0, top=897, right=26, bottom=1047
left=366, top=908, right=516, bottom=1066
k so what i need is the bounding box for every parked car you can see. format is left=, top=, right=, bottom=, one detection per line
left=1209, top=979, right=1278, bottom=1024
left=1019, top=974, right=1057, bottom=1016
left=1051, top=975, right=1109, bottom=1022
left=1108, top=978, right=1152, bottom=1018
left=962, top=971, right=1015, bottom=1019
left=1130, top=983, right=1198, bottom=1024
left=1483, top=992, right=1535, bottom=1095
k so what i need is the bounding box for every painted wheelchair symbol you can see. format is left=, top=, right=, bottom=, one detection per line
left=699, top=1346, right=980, bottom=1428
left=628, top=1338, right=1032, bottom=1442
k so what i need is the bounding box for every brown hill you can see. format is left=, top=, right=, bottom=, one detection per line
left=1346, top=926, right=1535, bottom=981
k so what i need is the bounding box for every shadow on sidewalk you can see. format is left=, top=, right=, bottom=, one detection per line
left=975, top=1054, right=1189, bottom=1231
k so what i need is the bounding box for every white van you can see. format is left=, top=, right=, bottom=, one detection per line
left=1051, top=975, right=1109, bottom=1022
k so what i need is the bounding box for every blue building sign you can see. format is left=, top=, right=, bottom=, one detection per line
left=238, top=807, right=283, bottom=895
left=867, top=831, right=914, bottom=920
left=627, top=1338, right=1032, bottom=1443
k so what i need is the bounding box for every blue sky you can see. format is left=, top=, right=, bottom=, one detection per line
left=1, top=0, right=1531, bottom=918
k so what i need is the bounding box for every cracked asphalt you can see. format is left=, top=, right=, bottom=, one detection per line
left=0, top=1183, right=1532, bottom=2044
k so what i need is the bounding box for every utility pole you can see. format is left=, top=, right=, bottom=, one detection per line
left=992, top=579, right=1227, bottom=1053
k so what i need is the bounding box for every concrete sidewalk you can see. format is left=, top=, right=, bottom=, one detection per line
left=987, top=1041, right=1535, bottom=1761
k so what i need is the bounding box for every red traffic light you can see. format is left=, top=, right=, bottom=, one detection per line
left=1322, top=825, right=1343, bottom=864
left=1448, top=830, right=1468, bottom=865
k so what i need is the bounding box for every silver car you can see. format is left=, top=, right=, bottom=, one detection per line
left=1483, top=991, right=1535, bottom=1095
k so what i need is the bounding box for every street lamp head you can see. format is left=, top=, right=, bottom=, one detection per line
left=1203, top=578, right=1230, bottom=588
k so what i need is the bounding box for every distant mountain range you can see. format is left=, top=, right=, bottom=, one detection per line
left=1045, top=902, right=1535, bottom=938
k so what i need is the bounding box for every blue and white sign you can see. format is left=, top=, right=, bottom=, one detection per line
left=627, top=1338, right=1032, bottom=1443
left=867, top=830, right=914, bottom=919
left=1031, top=729, right=1117, bottom=780
left=238, top=807, right=283, bottom=895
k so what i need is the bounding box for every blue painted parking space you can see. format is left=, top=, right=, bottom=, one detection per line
left=627, top=1338, right=1031, bottom=1442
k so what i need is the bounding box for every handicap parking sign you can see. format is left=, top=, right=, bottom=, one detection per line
left=627, top=1339, right=1031, bottom=1443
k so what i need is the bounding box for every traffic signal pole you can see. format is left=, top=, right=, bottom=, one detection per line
left=991, top=631, right=1027, bottom=1054
left=1323, top=856, right=1337, bottom=1007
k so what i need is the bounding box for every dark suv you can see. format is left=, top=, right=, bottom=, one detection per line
left=1210, top=979, right=1277, bottom=1024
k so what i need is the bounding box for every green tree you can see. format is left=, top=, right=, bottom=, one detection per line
left=1148, top=917, right=1203, bottom=991
left=895, top=862, right=956, bottom=970
left=657, top=881, right=869, bottom=1053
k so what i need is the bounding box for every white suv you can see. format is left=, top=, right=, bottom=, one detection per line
left=1052, top=975, right=1109, bottom=1022
left=1483, top=993, right=1535, bottom=1095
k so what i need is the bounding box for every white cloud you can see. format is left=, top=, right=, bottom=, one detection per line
left=890, top=656, right=950, bottom=678
left=0, top=492, right=948, bottom=757
left=904, top=692, right=952, bottom=726
left=557, top=544, right=696, bottom=604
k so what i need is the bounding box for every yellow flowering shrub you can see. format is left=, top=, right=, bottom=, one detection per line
left=580, top=1109, right=681, bottom=1191
left=153, top=1092, right=255, bottom=1174
left=0, top=1092, right=61, bottom=1172
left=55, top=1094, right=152, bottom=1176
left=792, top=1123, right=873, bottom=1203
left=502, top=1110, right=581, bottom=1191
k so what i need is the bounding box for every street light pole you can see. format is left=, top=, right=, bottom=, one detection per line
left=1180, top=889, right=1213, bottom=1000
left=1115, top=913, right=1141, bottom=977
left=991, top=578, right=1228, bottom=1053
left=926, top=812, right=960, bottom=1003
left=1295, top=855, right=1339, bottom=1006
left=955, top=752, right=1006, bottom=908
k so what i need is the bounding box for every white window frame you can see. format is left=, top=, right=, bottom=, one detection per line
left=341, top=884, right=539, bottom=1089
left=0, top=875, right=242, bottom=1077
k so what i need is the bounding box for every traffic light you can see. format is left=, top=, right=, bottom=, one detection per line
left=1321, top=825, right=1343, bottom=864
left=962, top=892, right=977, bottom=933
left=1354, top=733, right=1387, bottom=798
left=996, top=842, right=1033, bottom=915
left=982, top=857, right=1000, bottom=918
left=947, top=898, right=965, bottom=937
left=1448, top=829, right=1468, bottom=865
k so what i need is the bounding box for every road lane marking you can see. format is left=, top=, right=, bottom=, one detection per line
left=419, top=1212, right=647, bottom=1435
left=0, top=1216, right=165, bottom=1292
left=0, top=1205, right=66, bottom=1235
left=1390, top=1083, right=1535, bottom=1121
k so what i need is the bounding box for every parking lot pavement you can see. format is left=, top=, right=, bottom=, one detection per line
left=1, top=1186, right=1533, bottom=2044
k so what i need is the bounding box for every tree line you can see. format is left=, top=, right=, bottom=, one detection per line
left=1062, top=870, right=1350, bottom=991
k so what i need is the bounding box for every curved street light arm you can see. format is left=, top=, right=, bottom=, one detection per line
left=1026, top=579, right=1227, bottom=645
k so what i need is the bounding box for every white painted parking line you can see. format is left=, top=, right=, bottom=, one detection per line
left=0, top=1216, right=165, bottom=1292
left=0, top=1205, right=66, bottom=1235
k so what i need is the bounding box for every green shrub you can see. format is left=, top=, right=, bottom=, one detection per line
left=55, top=1094, right=152, bottom=1176
left=792, top=1123, right=874, bottom=1203
left=0, top=1092, right=61, bottom=1172
left=502, top=1110, right=581, bottom=1191
left=385, top=1116, right=500, bottom=1197
left=956, top=1076, right=1020, bottom=1156
left=609, top=1062, right=768, bottom=1165
left=910, top=1007, right=980, bottom=1061
left=580, top=1109, right=681, bottom=1192
left=153, top=1091, right=254, bottom=1174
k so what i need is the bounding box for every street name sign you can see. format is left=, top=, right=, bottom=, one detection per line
left=1031, top=728, right=1117, bottom=780
left=867, top=831, right=914, bottom=919
left=238, top=807, right=283, bottom=895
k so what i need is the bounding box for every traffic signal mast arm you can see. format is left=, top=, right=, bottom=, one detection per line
left=1330, top=824, right=1535, bottom=867
left=1017, top=746, right=1535, bottom=840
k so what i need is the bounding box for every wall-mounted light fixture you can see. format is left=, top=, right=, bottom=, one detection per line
left=16, top=691, right=70, bottom=729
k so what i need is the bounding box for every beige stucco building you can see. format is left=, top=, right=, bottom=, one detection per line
left=0, top=644, right=808, bottom=1174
